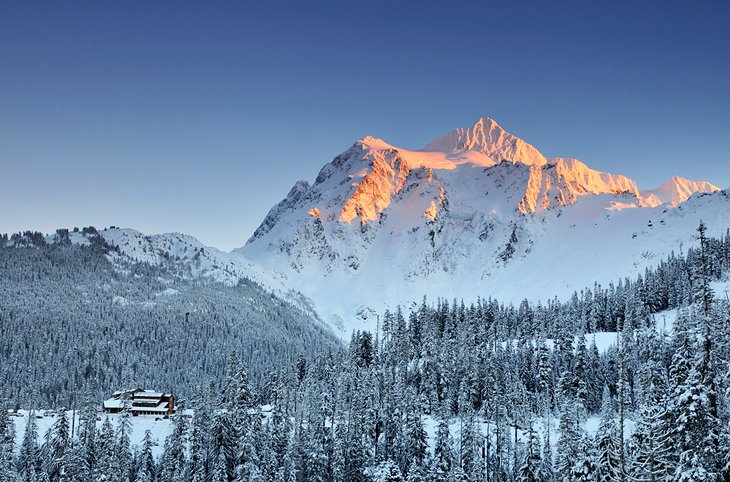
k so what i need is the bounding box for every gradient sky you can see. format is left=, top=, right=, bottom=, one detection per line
left=1, top=1, right=729, bottom=251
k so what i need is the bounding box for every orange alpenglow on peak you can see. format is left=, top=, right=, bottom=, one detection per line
left=641, top=176, right=720, bottom=207
left=322, top=116, right=721, bottom=226
left=338, top=149, right=410, bottom=224
left=307, top=207, right=320, bottom=217
left=422, top=117, right=548, bottom=166
left=516, top=159, right=641, bottom=214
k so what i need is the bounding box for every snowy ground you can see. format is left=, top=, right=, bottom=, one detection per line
left=9, top=410, right=181, bottom=459
left=9, top=406, right=273, bottom=461
left=10, top=407, right=634, bottom=463
left=420, top=413, right=635, bottom=456
left=499, top=307, right=679, bottom=355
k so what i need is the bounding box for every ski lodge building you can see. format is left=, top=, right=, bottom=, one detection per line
left=102, top=389, right=175, bottom=416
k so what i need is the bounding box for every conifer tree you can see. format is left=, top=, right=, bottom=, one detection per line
left=158, top=412, right=187, bottom=482
left=517, top=421, right=543, bottom=482
left=694, top=221, right=714, bottom=315
left=570, top=435, right=597, bottom=482
left=0, top=396, right=14, bottom=482
left=375, top=460, right=403, bottom=482
left=595, top=387, right=622, bottom=482
left=671, top=353, right=719, bottom=480
left=116, top=405, right=133, bottom=482
left=17, top=413, right=40, bottom=482
left=210, top=411, right=237, bottom=481
left=62, top=443, right=91, bottom=482
left=42, top=409, right=70, bottom=481
left=630, top=331, right=673, bottom=482
left=133, top=466, right=153, bottom=482
left=556, top=395, right=584, bottom=481
left=459, top=411, right=483, bottom=480
left=211, top=452, right=228, bottom=482
left=405, top=461, right=426, bottom=482
left=96, top=417, right=121, bottom=482
left=331, top=422, right=347, bottom=482
left=542, top=431, right=555, bottom=482
left=630, top=402, right=673, bottom=481
left=78, top=395, right=98, bottom=473
left=430, top=416, right=452, bottom=482
left=138, top=430, right=156, bottom=482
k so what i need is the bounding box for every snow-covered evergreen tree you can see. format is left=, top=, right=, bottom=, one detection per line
left=517, top=421, right=543, bottom=482
left=594, top=387, right=622, bottom=482
left=0, top=395, right=14, bottom=482
left=430, top=416, right=452, bottom=482
left=17, top=413, right=40, bottom=482
left=41, top=410, right=70, bottom=481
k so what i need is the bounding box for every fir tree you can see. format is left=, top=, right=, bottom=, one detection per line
left=17, top=413, right=40, bottom=482
left=137, top=430, right=156, bottom=482
left=430, top=416, right=452, bottom=482
left=96, top=418, right=121, bottom=482
left=211, top=452, right=228, bottom=482
left=671, top=356, right=719, bottom=480
left=517, top=421, right=543, bottom=482
left=42, top=410, right=70, bottom=481
left=459, top=411, right=483, bottom=480
left=0, top=396, right=14, bottom=482
left=555, top=395, right=584, bottom=482
left=210, top=411, right=237, bottom=480
left=375, top=460, right=403, bottom=482
left=116, top=405, right=133, bottom=482
left=594, top=387, right=622, bottom=482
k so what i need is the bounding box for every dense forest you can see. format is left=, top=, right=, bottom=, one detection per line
left=1, top=223, right=730, bottom=481
left=0, top=229, right=341, bottom=408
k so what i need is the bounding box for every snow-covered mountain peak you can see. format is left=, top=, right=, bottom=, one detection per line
left=423, top=117, right=548, bottom=166
left=237, top=117, right=727, bottom=333
left=244, top=117, right=723, bottom=240
left=356, top=135, right=397, bottom=151
left=641, top=176, right=720, bottom=207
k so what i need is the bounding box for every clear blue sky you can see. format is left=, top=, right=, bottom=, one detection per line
left=1, top=0, right=728, bottom=250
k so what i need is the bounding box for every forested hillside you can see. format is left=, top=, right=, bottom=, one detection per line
left=0, top=230, right=341, bottom=408
left=1, top=224, right=729, bottom=481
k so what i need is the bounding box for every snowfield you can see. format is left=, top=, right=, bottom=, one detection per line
left=10, top=411, right=180, bottom=459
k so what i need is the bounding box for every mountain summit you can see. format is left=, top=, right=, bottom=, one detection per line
left=423, top=117, right=548, bottom=166
left=238, top=117, right=725, bottom=332
left=642, top=176, right=720, bottom=207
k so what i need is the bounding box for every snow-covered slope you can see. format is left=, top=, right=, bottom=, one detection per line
left=99, top=228, right=266, bottom=283
left=238, top=117, right=727, bottom=333
left=37, top=227, right=321, bottom=320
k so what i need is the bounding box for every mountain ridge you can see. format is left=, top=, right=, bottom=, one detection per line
left=238, top=117, right=726, bottom=332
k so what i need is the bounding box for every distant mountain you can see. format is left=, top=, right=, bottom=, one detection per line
left=642, top=176, right=720, bottom=207
left=237, top=117, right=727, bottom=332
left=32, top=226, right=320, bottom=319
